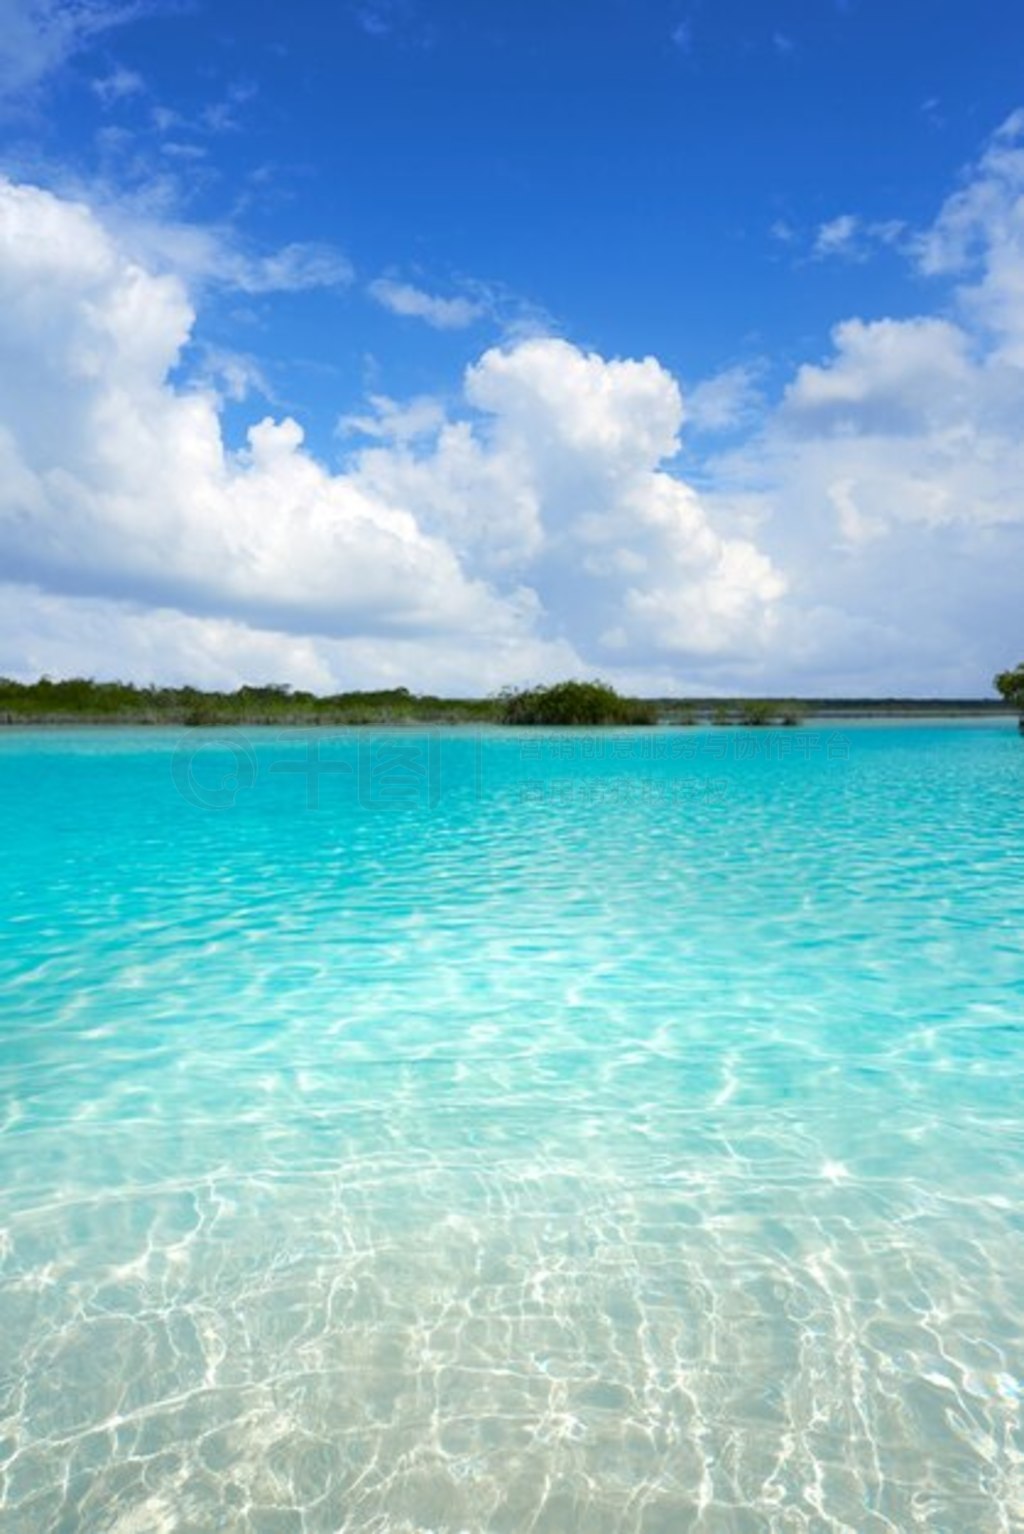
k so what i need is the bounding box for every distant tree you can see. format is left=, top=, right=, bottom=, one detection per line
left=732, top=699, right=807, bottom=727
left=995, top=663, right=1024, bottom=728
left=738, top=699, right=777, bottom=727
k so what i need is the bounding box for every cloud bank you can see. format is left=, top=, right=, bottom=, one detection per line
left=2, top=111, right=1024, bottom=694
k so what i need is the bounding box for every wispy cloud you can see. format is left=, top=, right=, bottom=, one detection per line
left=91, top=63, right=144, bottom=107
left=126, top=221, right=354, bottom=294
left=769, top=218, right=797, bottom=245
left=147, top=79, right=258, bottom=140
left=812, top=212, right=905, bottom=262
left=350, top=0, right=431, bottom=46
left=239, top=241, right=353, bottom=294
left=195, top=345, right=275, bottom=404
left=813, top=213, right=861, bottom=259
left=367, top=272, right=556, bottom=339
left=369, top=277, right=485, bottom=330
left=0, top=0, right=152, bottom=99
left=352, top=1, right=401, bottom=37
left=671, top=18, right=694, bottom=54
left=201, top=79, right=258, bottom=135
left=686, top=362, right=765, bottom=434
left=41, top=171, right=356, bottom=295
left=921, top=96, right=944, bottom=130
left=913, top=108, right=1024, bottom=361
left=339, top=392, right=447, bottom=444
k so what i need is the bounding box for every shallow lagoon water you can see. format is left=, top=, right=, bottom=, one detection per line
left=1, top=722, right=1023, bottom=1532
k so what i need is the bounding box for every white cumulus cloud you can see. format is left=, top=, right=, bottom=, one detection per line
left=0, top=177, right=784, bottom=690
left=353, top=337, right=785, bottom=663
left=0, top=180, right=529, bottom=644
left=703, top=115, right=1024, bottom=692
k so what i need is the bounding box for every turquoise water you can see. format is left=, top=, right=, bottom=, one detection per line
left=1, top=722, right=1023, bottom=1533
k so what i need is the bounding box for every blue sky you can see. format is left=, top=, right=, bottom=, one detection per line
left=1, top=0, right=1023, bottom=693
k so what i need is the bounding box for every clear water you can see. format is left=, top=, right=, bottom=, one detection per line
left=1, top=723, right=1023, bottom=1533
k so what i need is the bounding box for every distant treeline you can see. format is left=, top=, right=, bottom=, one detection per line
left=0, top=676, right=1011, bottom=727
left=658, top=697, right=1011, bottom=720
left=0, top=678, right=495, bottom=726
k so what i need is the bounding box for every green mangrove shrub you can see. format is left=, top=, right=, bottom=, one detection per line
left=738, top=699, right=777, bottom=727
left=995, top=663, right=1024, bottom=728
left=735, top=699, right=808, bottom=727
left=497, top=680, right=656, bottom=727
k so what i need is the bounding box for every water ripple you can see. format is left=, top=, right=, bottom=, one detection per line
left=1, top=724, right=1023, bottom=1531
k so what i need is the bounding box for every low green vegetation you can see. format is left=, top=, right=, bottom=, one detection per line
left=0, top=677, right=494, bottom=727
left=0, top=676, right=656, bottom=727
left=709, top=699, right=807, bottom=727
left=497, top=680, right=656, bottom=727
left=0, top=676, right=1014, bottom=727
left=661, top=702, right=697, bottom=726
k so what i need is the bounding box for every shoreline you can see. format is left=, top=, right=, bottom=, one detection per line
left=0, top=706, right=1017, bottom=729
